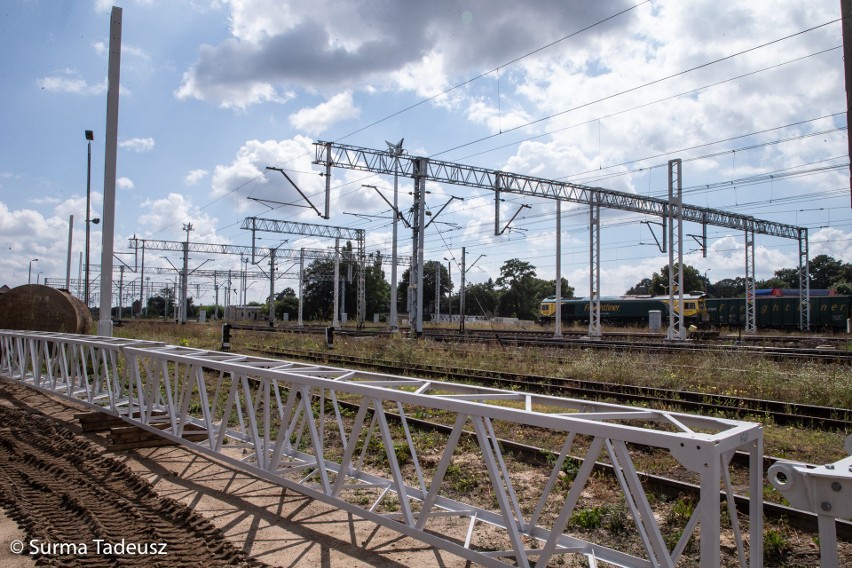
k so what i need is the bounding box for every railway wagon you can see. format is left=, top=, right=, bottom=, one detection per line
left=704, top=295, right=851, bottom=330
left=539, top=294, right=706, bottom=325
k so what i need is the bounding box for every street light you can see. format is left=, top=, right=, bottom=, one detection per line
left=383, top=139, right=405, bottom=331
left=84, top=130, right=100, bottom=309
left=27, top=258, right=38, bottom=284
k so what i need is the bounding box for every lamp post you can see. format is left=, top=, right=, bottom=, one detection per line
left=386, top=138, right=405, bottom=331
left=28, top=258, right=38, bottom=284
left=83, top=130, right=100, bottom=308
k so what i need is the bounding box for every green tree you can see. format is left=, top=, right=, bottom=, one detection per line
left=771, top=267, right=798, bottom=287
left=146, top=287, right=175, bottom=317
left=625, top=277, right=653, bottom=295
left=540, top=277, right=574, bottom=300
left=495, top=258, right=546, bottom=320
left=273, top=287, right=299, bottom=320
left=711, top=277, right=746, bottom=297
left=363, top=252, right=390, bottom=320
left=300, top=245, right=392, bottom=323
left=809, top=254, right=844, bottom=289
left=755, top=277, right=790, bottom=290
left=397, top=260, right=451, bottom=318
left=302, top=257, right=335, bottom=321
left=649, top=264, right=705, bottom=295
left=464, top=278, right=499, bottom=317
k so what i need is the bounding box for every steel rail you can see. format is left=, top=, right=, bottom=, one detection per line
left=0, top=330, right=763, bottom=568
left=257, top=348, right=852, bottom=431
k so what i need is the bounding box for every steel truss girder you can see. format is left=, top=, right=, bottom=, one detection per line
left=314, top=141, right=802, bottom=239
left=129, top=238, right=340, bottom=262
left=0, top=330, right=764, bottom=568
left=241, top=217, right=364, bottom=241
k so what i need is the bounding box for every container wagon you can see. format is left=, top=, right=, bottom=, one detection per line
left=704, top=295, right=851, bottom=330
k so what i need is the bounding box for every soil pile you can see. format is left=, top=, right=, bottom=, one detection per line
left=0, top=403, right=266, bottom=567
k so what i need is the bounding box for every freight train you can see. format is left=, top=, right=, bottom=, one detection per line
left=705, top=292, right=850, bottom=330
left=539, top=289, right=851, bottom=331
left=538, top=293, right=707, bottom=325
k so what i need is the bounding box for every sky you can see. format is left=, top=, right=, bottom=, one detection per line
left=1, top=0, right=851, bottom=309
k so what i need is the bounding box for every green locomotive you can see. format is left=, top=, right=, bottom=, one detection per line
left=539, top=294, right=707, bottom=325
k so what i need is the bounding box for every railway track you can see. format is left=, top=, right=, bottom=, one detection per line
left=228, top=322, right=852, bottom=363
left=321, top=387, right=852, bottom=542
left=257, top=347, right=852, bottom=431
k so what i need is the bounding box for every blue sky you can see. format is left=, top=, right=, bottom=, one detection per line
left=1, top=0, right=850, bottom=306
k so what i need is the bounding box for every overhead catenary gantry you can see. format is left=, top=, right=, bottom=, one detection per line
left=314, top=141, right=812, bottom=336
left=129, top=237, right=351, bottom=325
left=241, top=217, right=367, bottom=327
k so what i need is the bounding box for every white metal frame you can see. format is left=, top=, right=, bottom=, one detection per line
left=0, top=330, right=764, bottom=568
left=769, top=435, right=852, bottom=568
left=667, top=160, right=685, bottom=341
left=588, top=199, right=602, bottom=339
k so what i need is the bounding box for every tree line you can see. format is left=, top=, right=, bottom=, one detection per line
left=626, top=254, right=852, bottom=297
left=141, top=252, right=850, bottom=322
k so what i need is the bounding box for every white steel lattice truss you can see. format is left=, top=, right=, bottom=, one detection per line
left=0, top=330, right=764, bottom=568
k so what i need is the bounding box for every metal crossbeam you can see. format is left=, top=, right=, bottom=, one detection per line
left=314, top=141, right=803, bottom=239
left=128, top=238, right=338, bottom=262
left=241, top=217, right=364, bottom=241
left=0, top=330, right=764, bottom=568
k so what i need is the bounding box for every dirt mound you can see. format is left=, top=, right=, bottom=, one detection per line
left=0, top=285, right=92, bottom=334
left=0, top=405, right=267, bottom=567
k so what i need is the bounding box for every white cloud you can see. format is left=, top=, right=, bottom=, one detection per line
left=184, top=169, right=209, bottom=186
left=117, top=177, right=135, bottom=190
left=288, top=91, right=360, bottom=134
left=177, top=1, right=628, bottom=109
left=37, top=72, right=105, bottom=95
left=175, top=68, right=295, bottom=110
left=810, top=227, right=852, bottom=262
left=119, top=138, right=155, bottom=153
left=137, top=193, right=219, bottom=240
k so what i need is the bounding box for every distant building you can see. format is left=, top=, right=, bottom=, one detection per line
left=0, top=285, right=10, bottom=295
left=226, top=305, right=263, bottom=321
